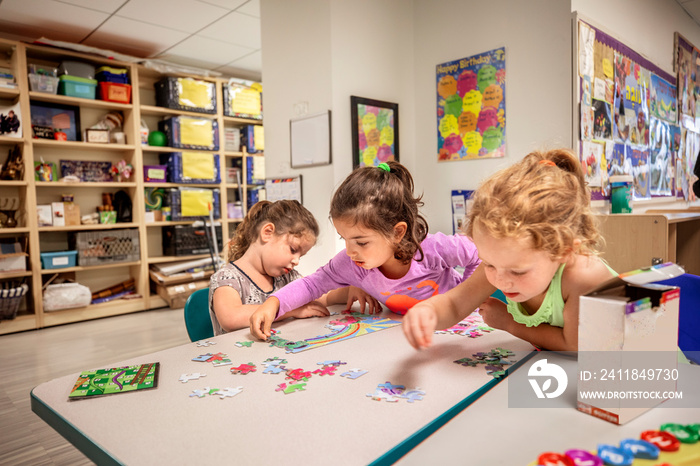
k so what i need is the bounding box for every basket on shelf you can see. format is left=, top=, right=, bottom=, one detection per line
left=0, top=283, right=29, bottom=320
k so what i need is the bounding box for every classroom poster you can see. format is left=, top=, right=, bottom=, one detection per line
left=612, top=53, right=650, bottom=147
left=436, top=47, right=506, bottom=161
left=650, top=74, right=677, bottom=123
left=581, top=140, right=604, bottom=187
left=592, top=99, right=612, bottom=139
left=628, top=146, right=650, bottom=200
left=676, top=33, right=696, bottom=129
left=649, top=118, right=674, bottom=196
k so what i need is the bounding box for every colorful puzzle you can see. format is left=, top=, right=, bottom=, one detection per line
left=230, top=363, right=257, bottom=375
left=453, top=347, right=517, bottom=379
left=436, top=310, right=494, bottom=337
left=269, top=312, right=402, bottom=354
left=366, top=381, right=425, bottom=403
left=69, top=363, right=159, bottom=399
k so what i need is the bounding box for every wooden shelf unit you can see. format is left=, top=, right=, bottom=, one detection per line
left=0, top=38, right=263, bottom=335
left=596, top=211, right=700, bottom=275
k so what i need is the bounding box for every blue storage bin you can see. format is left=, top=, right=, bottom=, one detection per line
left=158, top=117, right=219, bottom=151
left=58, top=75, right=97, bottom=99
left=41, top=250, right=78, bottom=269
left=159, top=152, right=221, bottom=184
left=95, top=66, right=129, bottom=84
left=155, top=77, right=216, bottom=114
left=167, top=188, right=221, bottom=221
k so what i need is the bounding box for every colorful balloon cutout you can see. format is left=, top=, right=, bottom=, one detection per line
left=477, top=65, right=497, bottom=92
left=462, top=89, right=483, bottom=116
left=439, top=114, right=459, bottom=138
left=438, top=75, right=457, bottom=98
left=457, top=70, right=478, bottom=97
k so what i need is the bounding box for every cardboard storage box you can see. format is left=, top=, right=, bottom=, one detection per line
left=149, top=268, right=213, bottom=287
left=577, top=263, right=683, bottom=425
left=155, top=279, right=209, bottom=309
left=0, top=243, right=27, bottom=272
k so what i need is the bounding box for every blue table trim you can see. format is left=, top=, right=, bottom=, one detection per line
left=370, top=350, right=537, bottom=465
left=31, top=387, right=123, bottom=466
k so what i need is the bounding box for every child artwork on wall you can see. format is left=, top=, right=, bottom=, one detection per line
left=436, top=47, right=506, bottom=161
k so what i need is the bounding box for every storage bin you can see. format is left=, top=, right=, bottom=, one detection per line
left=167, top=188, right=221, bottom=221
left=163, top=224, right=223, bottom=256
left=28, top=73, right=59, bottom=94
left=158, top=116, right=219, bottom=151
left=223, top=78, right=262, bottom=119
left=95, top=66, right=129, bottom=84
left=41, top=250, right=78, bottom=269
left=98, top=82, right=131, bottom=103
left=0, top=283, right=29, bottom=320
left=58, top=75, right=97, bottom=99
left=155, top=77, right=217, bottom=114
left=159, top=152, right=221, bottom=184
left=58, top=61, right=95, bottom=79
left=71, top=229, right=140, bottom=266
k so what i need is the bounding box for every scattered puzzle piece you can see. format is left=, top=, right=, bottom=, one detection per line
left=340, top=368, right=368, bottom=380
left=454, top=357, right=478, bottom=367
left=453, top=347, right=518, bottom=379
left=276, top=382, right=306, bottom=394
left=378, top=381, right=405, bottom=395
left=312, top=365, right=338, bottom=376
left=179, top=373, right=206, bottom=383
left=400, top=388, right=426, bottom=403
left=235, top=341, right=254, bottom=348
left=192, top=353, right=214, bottom=362
left=286, top=368, right=312, bottom=381
left=196, top=340, right=216, bottom=347
left=317, top=360, right=346, bottom=366
left=212, top=387, right=244, bottom=399
left=262, top=365, right=286, bottom=374
left=190, top=387, right=212, bottom=398
left=366, top=390, right=400, bottom=402
left=262, top=357, right=288, bottom=366
left=230, top=363, right=257, bottom=375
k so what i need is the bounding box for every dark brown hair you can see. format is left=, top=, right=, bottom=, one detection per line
left=227, top=200, right=319, bottom=261
left=329, top=161, right=428, bottom=264
left=465, top=148, right=602, bottom=259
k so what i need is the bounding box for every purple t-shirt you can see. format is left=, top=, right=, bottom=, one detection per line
left=274, top=232, right=480, bottom=317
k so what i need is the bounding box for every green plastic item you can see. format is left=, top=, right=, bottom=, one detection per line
left=148, top=130, right=167, bottom=147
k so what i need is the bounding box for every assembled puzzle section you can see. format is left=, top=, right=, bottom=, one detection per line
left=69, top=362, right=159, bottom=399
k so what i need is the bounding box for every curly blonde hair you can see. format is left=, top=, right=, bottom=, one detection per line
left=464, top=148, right=601, bottom=260
left=226, top=200, right=319, bottom=261
left=329, top=161, right=428, bottom=264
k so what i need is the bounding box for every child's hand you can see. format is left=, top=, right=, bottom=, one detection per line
left=285, top=301, right=331, bottom=319
left=402, top=301, right=438, bottom=350
left=344, top=286, right=381, bottom=315
left=478, top=297, right=511, bottom=331
left=249, top=297, right=280, bottom=340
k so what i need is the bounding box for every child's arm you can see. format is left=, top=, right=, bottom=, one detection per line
left=250, top=296, right=281, bottom=339
left=212, top=286, right=263, bottom=333
left=317, top=286, right=381, bottom=314
left=403, top=264, right=496, bottom=349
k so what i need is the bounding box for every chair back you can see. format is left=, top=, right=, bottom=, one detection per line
left=657, top=273, right=700, bottom=364
left=184, top=288, right=214, bottom=342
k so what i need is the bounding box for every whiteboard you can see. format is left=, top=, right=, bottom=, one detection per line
left=265, top=175, right=303, bottom=203
left=290, top=110, right=331, bottom=168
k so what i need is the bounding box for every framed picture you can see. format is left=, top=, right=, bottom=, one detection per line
left=30, top=101, right=80, bottom=141
left=350, top=96, right=399, bottom=168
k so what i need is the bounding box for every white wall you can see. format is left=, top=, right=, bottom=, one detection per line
left=261, top=0, right=414, bottom=274
left=412, top=0, right=573, bottom=234
left=572, top=0, right=700, bottom=212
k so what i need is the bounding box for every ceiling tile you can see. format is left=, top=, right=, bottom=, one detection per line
left=223, top=50, right=261, bottom=72
left=198, top=11, right=260, bottom=48
left=236, top=0, right=260, bottom=18
left=115, top=0, right=228, bottom=33
left=196, top=0, right=248, bottom=11
left=0, top=0, right=109, bottom=42
left=56, top=0, right=128, bottom=14
left=83, top=16, right=189, bottom=58
left=159, top=35, right=254, bottom=66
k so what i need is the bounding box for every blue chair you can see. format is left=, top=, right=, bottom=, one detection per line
left=657, top=273, right=700, bottom=364
left=184, top=288, right=214, bottom=342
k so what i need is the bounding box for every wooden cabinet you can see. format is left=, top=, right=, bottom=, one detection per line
left=0, top=39, right=263, bottom=334
left=596, top=212, right=700, bottom=275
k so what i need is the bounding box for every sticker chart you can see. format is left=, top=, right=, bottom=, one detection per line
left=69, top=363, right=159, bottom=400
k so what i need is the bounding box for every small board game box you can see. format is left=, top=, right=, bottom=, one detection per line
left=68, top=363, right=159, bottom=399
left=159, top=152, right=220, bottom=184
left=155, top=77, right=216, bottom=114
left=158, top=116, right=219, bottom=151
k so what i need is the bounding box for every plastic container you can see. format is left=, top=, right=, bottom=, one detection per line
left=98, top=81, right=131, bottom=103
left=28, top=73, right=60, bottom=94
left=610, top=175, right=633, bottom=214
left=58, top=75, right=97, bottom=99
left=155, top=77, right=217, bottom=114
left=72, top=229, right=140, bottom=266
left=40, top=250, right=78, bottom=269
left=95, top=66, right=129, bottom=84
left=58, top=61, right=95, bottom=79
left=162, top=224, right=223, bottom=256
left=159, top=152, right=221, bottom=184
left=144, top=165, right=167, bottom=183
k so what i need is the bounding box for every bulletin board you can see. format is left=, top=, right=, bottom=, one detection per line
left=265, top=175, right=303, bottom=203
left=290, top=111, right=332, bottom=168
left=574, top=14, right=697, bottom=202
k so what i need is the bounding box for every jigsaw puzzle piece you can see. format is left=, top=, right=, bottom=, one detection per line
left=400, top=388, right=426, bottom=403
left=230, top=363, right=257, bottom=375
left=235, top=341, right=254, bottom=348
left=192, top=353, right=214, bottom=362
left=312, top=365, right=337, bottom=376
left=189, top=387, right=212, bottom=398
left=340, top=368, right=368, bottom=380
left=212, top=386, right=244, bottom=399
left=262, top=365, right=286, bottom=374
left=179, top=373, right=206, bottom=383
left=378, top=381, right=405, bottom=395
left=196, top=340, right=216, bottom=347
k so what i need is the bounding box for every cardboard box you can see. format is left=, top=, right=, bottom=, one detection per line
left=64, top=203, right=81, bottom=226
left=149, top=268, right=214, bottom=287
left=0, top=242, right=26, bottom=272
left=155, top=279, right=209, bottom=309
left=51, top=202, right=65, bottom=226
left=577, top=263, right=683, bottom=425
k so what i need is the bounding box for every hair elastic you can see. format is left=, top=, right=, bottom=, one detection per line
left=377, top=162, right=391, bottom=173
left=539, top=160, right=556, bottom=167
